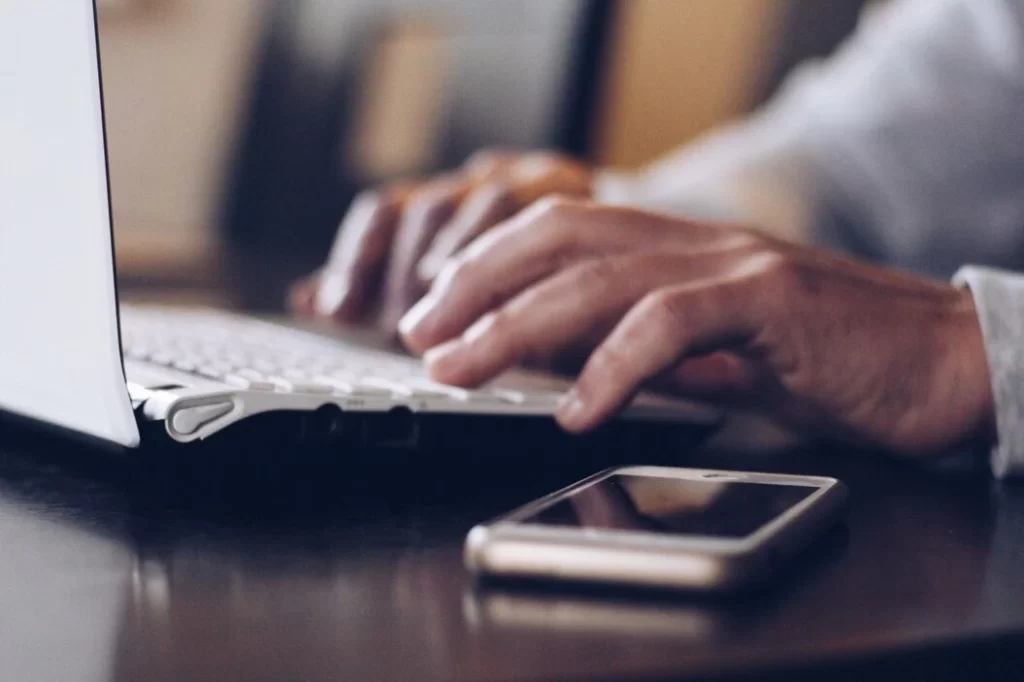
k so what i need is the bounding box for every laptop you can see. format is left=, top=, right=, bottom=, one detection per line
left=0, top=0, right=717, bottom=450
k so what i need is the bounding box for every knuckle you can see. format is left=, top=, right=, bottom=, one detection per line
left=534, top=194, right=590, bottom=219
left=502, top=196, right=591, bottom=259
left=640, top=290, right=687, bottom=329
left=742, top=249, right=799, bottom=294
left=458, top=226, right=506, bottom=262
left=573, top=258, right=623, bottom=294
left=720, top=249, right=802, bottom=322
left=529, top=195, right=589, bottom=234
left=477, top=181, right=516, bottom=211
left=752, top=249, right=791, bottom=275
left=476, top=308, right=514, bottom=341
left=464, top=149, right=515, bottom=179
left=509, top=196, right=563, bottom=235
left=512, top=153, right=563, bottom=184
left=361, top=187, right=400, bottom=212
left=720, top=230, right=762, bottom=250
left=408, top=191, right=455, bottom=225
left=533, top=194, right=573, bottom=218
left=445, top=258, right=478, bottom=292
left=466, top=148, right=505, bottom=168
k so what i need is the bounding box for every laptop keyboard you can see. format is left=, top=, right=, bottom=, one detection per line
left=120, top=306, right=571, bottom=408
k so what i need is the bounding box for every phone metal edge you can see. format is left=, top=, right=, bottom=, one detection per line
left=465, top=467, right=848, bottom=591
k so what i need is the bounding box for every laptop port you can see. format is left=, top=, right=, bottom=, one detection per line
left=365, top=407, right=418, bottom=448
left=301, top=403, right=344, bottom=441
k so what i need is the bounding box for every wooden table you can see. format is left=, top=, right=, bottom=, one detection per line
left=1, top=414, right=1022, bottom=682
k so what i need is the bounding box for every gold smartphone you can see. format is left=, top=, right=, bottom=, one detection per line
left=465, top=466, right=847, bottom=592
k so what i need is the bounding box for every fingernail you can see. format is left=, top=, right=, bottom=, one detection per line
left=423, top=339, right=464, bottom=375
left=314, top=274, right=349, bottom=317
left=413, top=258, right=438, bottom=284
left=556, top=389, right=588, bottom=428
left=420, top=255, right=459, bottom=288
left=398, top=293, right=440, bottom=338
left=417, top=255, right=443, bottom=283
left=462, top=314, right=496, bottom=344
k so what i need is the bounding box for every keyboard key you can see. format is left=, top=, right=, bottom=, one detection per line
left=357, top=377, right=412, bottom=396
left=518, top=392, right=565, bottom=408
left=119, top=306, right=708, bottom=423
left=403, top=378, right=470, bottom=399
left=312, top=376, right=392, bottom=397
left=198, top=363, right=233, bottom=380
left=224, top=374, right=275, bottom=391
left=172, top=356, right=199, bottom=372
left=124, top=344, right=150, bottom=360
left=268, top=376, right=332, bottom=394
left=488, top=388, right=526, bottom=404
left=149, top=351, right=174, bottom=366
left=249, top=359, right=279, bottom=375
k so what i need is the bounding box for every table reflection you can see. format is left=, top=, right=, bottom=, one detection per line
left=0, top=423, right=1019, bottom=682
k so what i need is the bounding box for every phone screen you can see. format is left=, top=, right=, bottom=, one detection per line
left=520, top=474, right=816, bottom=539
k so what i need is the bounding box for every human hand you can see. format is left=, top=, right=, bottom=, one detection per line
left=398, top=198, right=994, bottom=456
left=289, top=150, right=593, bottom=332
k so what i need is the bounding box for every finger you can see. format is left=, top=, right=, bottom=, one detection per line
left=401, top=200, right=747, bottom=354
left=377, top=177, right=470, bottom=331
left=421, top=250, right=741, bottom=387
left=314, top=187, right=412, bottom=321
left=557, top=276, right=764, bottom=432
left=417, top=156, right=591, bottom=280
left=463, top=149, right=522, bottom=179
left=416, top=182, right=520, bottom=283
left=288, top=272, right=320, bottom=317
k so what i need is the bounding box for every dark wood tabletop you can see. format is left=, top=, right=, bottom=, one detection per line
left=1, top=414, right=1024, bottom=682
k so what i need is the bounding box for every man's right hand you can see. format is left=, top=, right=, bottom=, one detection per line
left=290, top=150, right=593, bottom=333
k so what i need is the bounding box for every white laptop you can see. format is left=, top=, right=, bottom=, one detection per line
left=0, top=0, right=717, bottom=449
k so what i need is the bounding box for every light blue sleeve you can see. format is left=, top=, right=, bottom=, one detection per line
left=597, top=0, right=1024, bottom=279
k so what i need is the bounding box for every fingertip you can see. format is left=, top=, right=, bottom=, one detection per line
left=555, top=389, right=599, bottom=433
left=315, top=272, right=372, bottom=324
left=422, top=339, right=467, bottom=383
left=313, top=272, right=350, bottom=318
left=287, top=277, right=318, bottom=317
left=397, top=294, right=441, bottom=354
left=416, top=254, right=444, bottom=286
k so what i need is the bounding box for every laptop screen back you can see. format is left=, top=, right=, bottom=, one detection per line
left=0, top=0, right=139, bottom=446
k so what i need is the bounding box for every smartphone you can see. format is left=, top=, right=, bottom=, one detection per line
left=465, top=466, right=847, bottom=592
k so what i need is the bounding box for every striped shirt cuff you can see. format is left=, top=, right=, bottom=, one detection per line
left=953, top=265, right=1024, bottom=478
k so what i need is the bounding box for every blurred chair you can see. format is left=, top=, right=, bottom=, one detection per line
left=220, top=0, right=615, bottom=311
left=753, top=0, right=871, bottom=105
left=219, top=0, right=867, bottom=312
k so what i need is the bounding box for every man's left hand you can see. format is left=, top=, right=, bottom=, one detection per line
left=398, top=198, right=994, bottom=456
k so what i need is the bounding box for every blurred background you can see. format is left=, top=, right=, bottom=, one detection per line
left=99, top=0, right=876, bottom=311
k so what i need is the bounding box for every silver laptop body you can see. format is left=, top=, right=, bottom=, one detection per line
left=0, top=0, right=716, bottom=448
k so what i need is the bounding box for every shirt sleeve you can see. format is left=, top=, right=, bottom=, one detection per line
left=596, top=0, right=1024, bottom=280
left=953, top=266, right=1024, bottom=478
